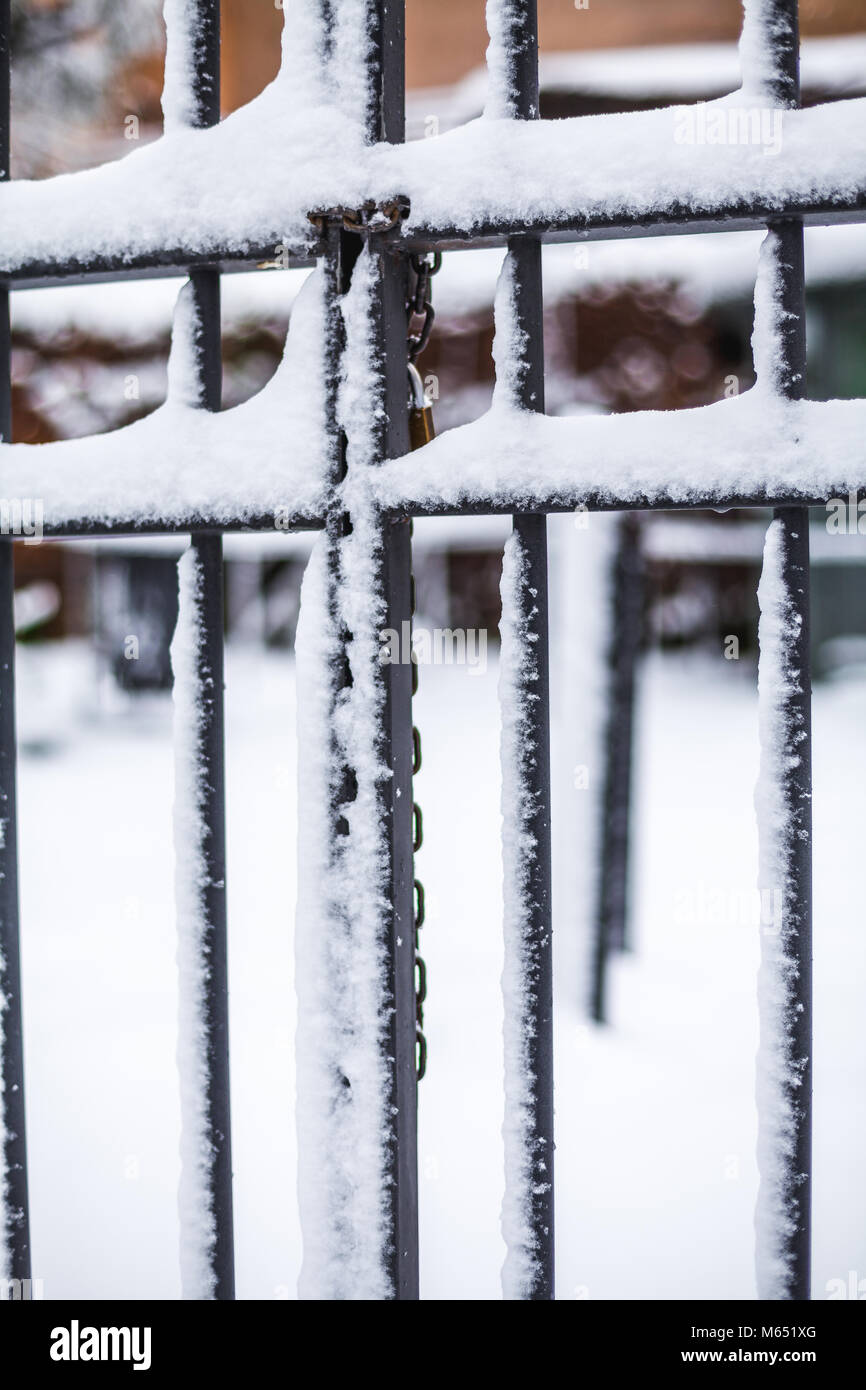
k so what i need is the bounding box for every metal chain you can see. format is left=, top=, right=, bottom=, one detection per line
left=411, top=589, right=427, bottom=1081
left=406, top=251, right=440, bottom=1081
left=407, top=251, right=442, bottom=364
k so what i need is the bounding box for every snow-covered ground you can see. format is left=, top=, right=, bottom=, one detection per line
left=15, top=617, right=866, bottom=1300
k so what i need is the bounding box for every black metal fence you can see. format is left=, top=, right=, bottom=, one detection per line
left=1, top=0, right=859, bottom=1300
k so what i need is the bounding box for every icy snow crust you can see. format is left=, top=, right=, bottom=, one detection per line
left=0, top=11, right=864, bottom=273
left=295, top=250, right=395, bottom=1301
left=754, top=518, right=808, bottom=1303
left=0, top=267, right=329, bottom=528
left=0, top=95, right=861, bottom=269
left=372, top=392, right=866, bottom=516
left=494, top=248, right=541, bottom=1299
left=162, top=0, right=206, bottom=134
left=499, top=530, right=547, bottom=1300
left=2, top=4, right=864, bottom=530
left=171, top=544, right=217, bottom=1300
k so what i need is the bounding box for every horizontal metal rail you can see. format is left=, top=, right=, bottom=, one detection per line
left=3, top=189, right=865, bottom=290
left=19, top=483, right=866, bottom=541
left=2, top=249, right=317, bottom=293
left=42, top=515, right=325, bottom=540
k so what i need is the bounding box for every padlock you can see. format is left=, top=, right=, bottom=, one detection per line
left=408, top=362, right=435, bottom=451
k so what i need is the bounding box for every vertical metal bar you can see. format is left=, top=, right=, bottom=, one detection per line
left=591, top=515, right=643, bottom=1023
left=0, top=0, right=32, bottom=1292
left=760, top=222, right=811, bottom=1300
left=376, top=261, right=418, bottom=1301
left=759, top=0, right=811, bottom=1302
left=506, top=251, right=554, bottom=1303
left=183, top=0, right=221, bottom=128
left=184, top=0, right=234, bottom=1300
left=369, top=0, right=418, bottom=1301
left=315, top=2, right=417, bottom=1300
left=370, top=0, right=405, bottom=143
left=764, top=504, right=811, bottom=1303
left=498, top=0, right=554, bottom=1302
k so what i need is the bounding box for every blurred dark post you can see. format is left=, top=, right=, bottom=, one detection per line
left=591, top=514, right=644, bottom=1024
left=0, top=0, right=32, bottom=1291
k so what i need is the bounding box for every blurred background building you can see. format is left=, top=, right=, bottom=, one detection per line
left=7, top=0, right=866, bottom=687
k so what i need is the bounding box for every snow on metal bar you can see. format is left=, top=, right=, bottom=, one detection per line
left=370, top=218, right=864, bottom=519
left=739, top=0, right=800, bottom=105
left=754, top=515, right=812, bottom=1301
left=163, top=0, right=218, bottom=132
left=484, top=0, right=538, bottom=120
left=329, top=0, right=379, bottom=136
left=0, top=269, right=329, bottom=531
left=295, top=248, right=395, bottom=1300
left=499, top=528, right=552, bottom=1300
left=493, top=244, right=555, bottom=1299
left=171, top=541, right=222, bottom=1299
left=752, top=128, right=813, bottom=1294
left=370, top=378, right=866, bottom=517
left=1, top=18, right=864, bottom=273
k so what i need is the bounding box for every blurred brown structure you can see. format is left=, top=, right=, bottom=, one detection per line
left=219, top=0, right=866, bottom=110
left=10, top=0, right=866, bottom=654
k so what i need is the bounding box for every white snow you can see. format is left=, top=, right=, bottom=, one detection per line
left=12, top=637, right=866, bottom=1299
left=293, top=537, right=350, bottom=1299
left=750, top=222, right=809, bottom=1299
left=484, top=1, right=525, bottom=122
left=329, top=0, right=378, bottom=133
left=294, top=248, right=395, bottom=1300
left=162, top=0, right=204, bottom=133
left=372, top=373, right=866, bottom=517
left=390, top=96, right=865, bottom=237
left=166, top=280, right=204, bottom=408
left=0, top=268, right=329, bottom=528
left=371, top=231, right=865, bottom=517
left=1, top=5, right=863, bottom=272
left=170, top=544, right=216, bottom=1299
left=754, top=518, right=808, bottom=1301
left=738, top=0, right=795, bottom=102
left=751, top=227, right=792, bottom=397
left=498, top=530, right=546, bottom=1299
left=490, top=252, right=525, bottom=410
left=4, top=0, right=865, bottom=1306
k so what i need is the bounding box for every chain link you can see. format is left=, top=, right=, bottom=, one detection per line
left=410, top=564, right=427, bottom=1081
left=407, top=251, right=442, bottom=364
left=406, top=252, right=440, bottom=1081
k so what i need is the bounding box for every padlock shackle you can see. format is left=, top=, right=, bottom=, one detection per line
left=407, top=361, right=428, bottom=411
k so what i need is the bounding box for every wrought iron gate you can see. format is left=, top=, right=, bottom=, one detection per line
left=2, top=0, right=862, bottom=1300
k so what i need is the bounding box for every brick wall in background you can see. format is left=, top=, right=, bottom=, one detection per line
left=218, top=0, right=866, bottom=113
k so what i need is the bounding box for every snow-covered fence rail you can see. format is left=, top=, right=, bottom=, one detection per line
left=0, top=0, right=861, bottom=1300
